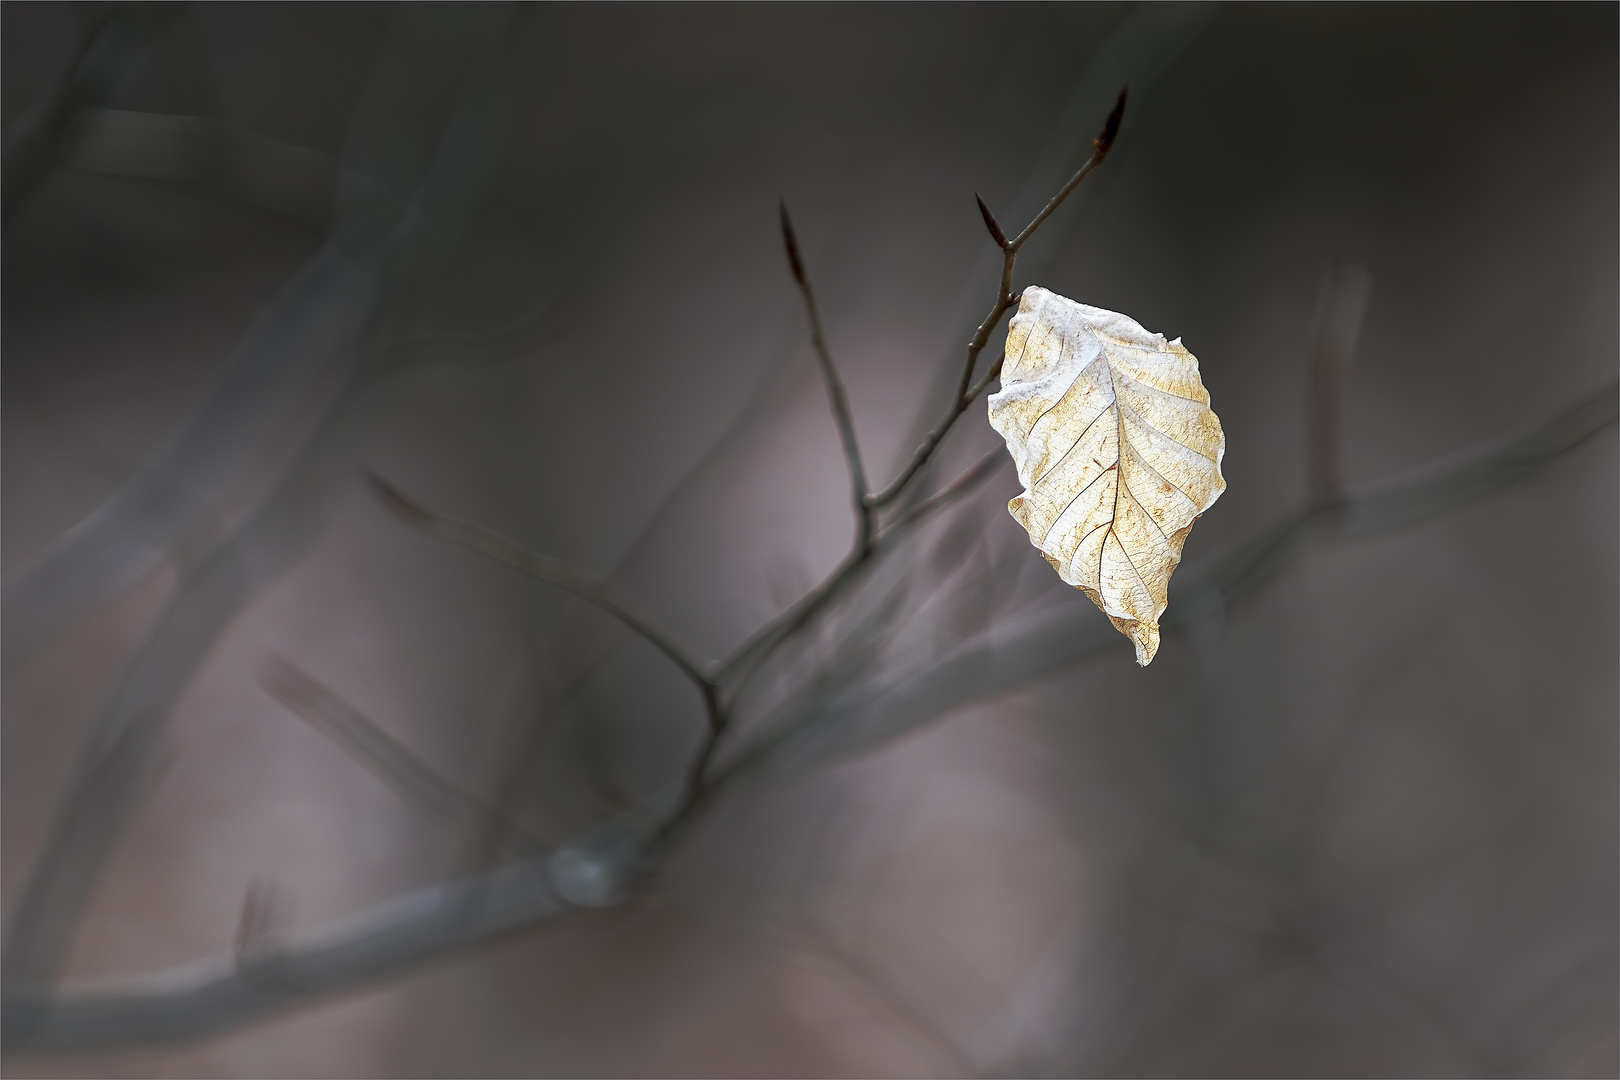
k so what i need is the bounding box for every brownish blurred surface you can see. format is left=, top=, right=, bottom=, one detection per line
left=3, top=4, right=1615, bottom=1076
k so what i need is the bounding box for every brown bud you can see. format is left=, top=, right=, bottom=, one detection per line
left=975, top=193, right=1008, bottom=249
left=1093, top=87, right=1128, bottom=157
left=778, top=200, right=805, bottom=285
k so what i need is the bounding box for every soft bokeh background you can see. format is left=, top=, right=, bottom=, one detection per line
left=3, top=3, right=1615, bottom=1076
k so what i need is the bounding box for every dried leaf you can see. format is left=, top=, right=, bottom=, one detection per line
left=987, top=286, right=1226, bottom=665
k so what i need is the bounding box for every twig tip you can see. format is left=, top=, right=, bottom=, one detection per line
left=778, top=200, right=805, bottom=285
left=1093, top=86, right=1128, bottom=157
left=975, top=193, right=1008, bottom=249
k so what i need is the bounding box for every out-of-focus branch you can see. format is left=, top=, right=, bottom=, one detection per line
left=719, top=90, right=1126, bottom=692
left=707, top=379, right=1620, bottom=786
left=878, top=448, right=1006, bottom=540
left=0, top=5, right=559, bottom=1024
left=10, top=379, right=1610, bottom=1054
left=1305, top=259, right=1371, bottom=509
left=1, top=3, right=183, bottom=224
left=3, top=859, right=567, bottom=1051
left=60, top=107, right=354, bottom=228
left=366, top=471, right=720, bottom=732
left=262, top=658, right=542, bottom=854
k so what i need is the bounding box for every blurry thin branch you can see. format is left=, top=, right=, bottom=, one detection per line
left=262, top=658, right=542, bottom=855
left=11, top=373, right=1611, bottom=1053
left=366, top=471, right=717, bottom=714
left=8, top=10, right=1610, bottom=1049
left=1, top=4, right=557, bottom=1040
left=710, top=379, right=1620, bottom=786
left=1, top=2, right=183, bottom=223
left=367, top=93, right=1133, bottom=856
left=1306, top=259, right=1372, bottom=510
left=233, top=878, right=291, bottom=970
left=8, top=859, right=565, bottom=1050
left=60, top=107, right=353, bottom=228
left=716, top=90, right=1129, bottom=696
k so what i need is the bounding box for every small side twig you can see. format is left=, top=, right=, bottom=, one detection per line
left=11, top=380, right=1610, bottom=1054
left=379, top=90, right=1130, bottom=858
left=866, top=87, right=1127, bottom=511
left=263, top=657, right=543, bottom=854
left=878, top=447, right=1005, bottom=540
left=718, top=89, right=1127, bottom=691
left=781, top=202, right=873, bottom=552
left=366, top=471, right=722, bottom=734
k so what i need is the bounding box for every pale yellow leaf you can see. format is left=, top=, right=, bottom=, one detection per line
left=987, top=286, right=1226, bottom=666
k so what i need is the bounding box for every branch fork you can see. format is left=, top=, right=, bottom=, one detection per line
left=368, top=87, right=1129, bottom=854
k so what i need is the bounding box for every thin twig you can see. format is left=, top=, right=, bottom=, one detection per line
left=866, top=88, right=1127, bottom=511
left=716, top=90, right=1125, bottom=689
left=1007, top=87, right=1125, bottom=253
left=701, top=380, right=1620, bottom=803
left=864, top=349, right=1008, bottom=513
left=878, top=447, right=1005, bottom=540
left=367, top=471, right=719, bottom=726
left=780, top=202, right=873, bottom=552
left=707, top=446, right=1003, bottom=754
left=262, top=657, right=543, bottom=854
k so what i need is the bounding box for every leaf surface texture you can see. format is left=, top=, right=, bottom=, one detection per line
left=988, top=286, right=1226, bottom=665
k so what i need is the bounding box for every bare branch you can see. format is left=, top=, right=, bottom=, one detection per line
left=1008, top=87, right=1126, bottom=252
left=868, top=87, right=1126, bottom=512
left=781, top=201, right=873, bottom=552
left=708, top=380, right=1619, bottom=792
left=234, top=878, right=290, bottom=968
left=867, top=349, right=1008, bottom=512
left=367, top=471, right=714, bottom=702
left=3, top=859, right=567, bottom=1051
left=877, top=448, right=1005, bottom=540
left=711, top=445, right=1003, bottom=716
left=725, top=90, right=1126, bottom=719
left=262, top=658, right=542, bottom=854
left=12, top=381, right=1611, bottom=1053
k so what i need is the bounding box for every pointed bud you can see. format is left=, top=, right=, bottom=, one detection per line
left=1093, top=86, right=1128, bottom=157
left=975, top=193, right=1008, bottom=249
left=778, top=200, right=805, bottom=285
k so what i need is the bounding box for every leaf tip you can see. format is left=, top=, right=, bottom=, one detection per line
left=1108, top=613, right=1159, bottom=666
left=778, top=200, right=805, bottom=285
left=1132, top=625, right=1159, bottom=666
left=1093, top=86, right=1128, bottom=157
